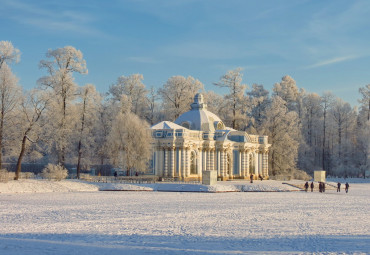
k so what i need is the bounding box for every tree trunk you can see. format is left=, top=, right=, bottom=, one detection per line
left=76, top=140, right=82, bottom=179
left=14, top=135, right=28, bottom=180
left=0, top=108, right=4, bottom=170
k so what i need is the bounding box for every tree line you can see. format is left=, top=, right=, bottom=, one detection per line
left=1, top=42, right=369, bottom=180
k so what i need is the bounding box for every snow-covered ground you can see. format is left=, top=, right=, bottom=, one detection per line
left=0, top=179, right=302, bottom=193
left=0, top=179, right=369, bottom=254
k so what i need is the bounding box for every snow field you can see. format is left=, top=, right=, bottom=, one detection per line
left=0, top=181, right=369, bottom=254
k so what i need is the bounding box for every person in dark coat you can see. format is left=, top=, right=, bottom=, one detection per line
left=259, top=174, right=263, bottom=181
left=319, top=182, right=322, bottom=193
left=310, top=182, right=314, bottom=192
left=250, top=174, right=254, bottom=183
left=114, top=171, right=117, bottom=180
left=345, top=182, right=349, bottom=193
left=337, top=182, right=341, bottom=192
left=322, top=182, right=325, bottom=192
left=304, top=182, right=309, bottom=192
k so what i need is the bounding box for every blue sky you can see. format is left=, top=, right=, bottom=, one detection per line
left=1, top=0, right=369, bottom=106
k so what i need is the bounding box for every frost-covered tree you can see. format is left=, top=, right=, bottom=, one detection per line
left=108, top=112, right=152, bottom=176
left=273, top=75, right=300, bottom=112
left=246, top=84, right=270, bottom=133
left=214, top=68, right=247, bottom=130
left=320, top=92, right=334, bottom=171
left=261, top=96, right=300, bottom=176
left=74, top=84, right=101, bottom=178
left=109, top=74, right=147, bottom=116
left=0, top=63, right=21, bottom=169
left=298, top=93, right=323, bottom=171
left=358, top=84, right=370, bottom=122
left=0, top=41, right=20, bottom=69
left=329, top=98, right=357, bottom=176
left=91, top=96, right=117, bottom=174
left=144, top=86, right=160, bottom=125
left=203, top=90, right=224, bottom=116
left=14, top=90, right=48, bottom=180
left=355, top=85, right=370, bottom=177
left=159, top=75, right=203, bottom=120
left=38, top=46, right=87, bottom=166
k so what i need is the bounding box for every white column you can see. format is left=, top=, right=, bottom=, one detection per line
left=238, top=151, right=243, bottom=177
left=258, top=152, right=262, bottom=175
left=210, top=149, right=215, bottom=170
left=255, top=151, right=259, bottom=175
left=206, top=149, right=210, bottom=171
left=217, top=150, right=220, bottom=176
left=220, top=150, right=224, bottom=177
left=246, top=151, right=250, bottom=176
left=185, top=149, right=189, bottom=177
left=164, top=149, right=168, bottom=177
left=181, top=147, right=185, bottom=178
left=223, top=151, right=228, bottom=176
left=170, top=148, right=175, bottom=177
left=263, top=151, right=268, bottom=176
left=241, top=150, right=246, bottom=177
left=158, top=147, right=163, bottom=177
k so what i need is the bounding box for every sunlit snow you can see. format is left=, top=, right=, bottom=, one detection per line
left=0, top=179, right=369, bottom=254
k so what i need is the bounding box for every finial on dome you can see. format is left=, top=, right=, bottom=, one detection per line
left=191, top=93, right=207, bottom=110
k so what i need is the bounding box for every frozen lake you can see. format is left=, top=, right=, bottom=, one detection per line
left=0, top=182, right=369, bottom=254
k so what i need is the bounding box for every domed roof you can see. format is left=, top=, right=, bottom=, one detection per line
left=174, top=93, right=225, bottom=132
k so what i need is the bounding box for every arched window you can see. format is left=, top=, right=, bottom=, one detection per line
left=181, top=121, right=190, bottom=129
left=215, top=121, right=225, bottom=130
left=249, top=154, right=255, bottom=174
left=226, top=153, right=231, bottom=175
left=190, top=151, right=197, bottom=174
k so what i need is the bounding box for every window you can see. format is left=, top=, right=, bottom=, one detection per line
left=181, top=122, right=190, bottom=129
left=155, top=131, right=163, bottom=137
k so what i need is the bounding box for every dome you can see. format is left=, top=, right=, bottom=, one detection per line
left=174, top=93, right=225, bottom=132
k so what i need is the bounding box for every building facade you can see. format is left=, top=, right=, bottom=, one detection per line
left=149, top=93, right=271, bottom=181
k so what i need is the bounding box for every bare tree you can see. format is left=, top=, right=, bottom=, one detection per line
left=14, top=90, right=48, bottom=180
left=75, top=84, right=101, bottom=178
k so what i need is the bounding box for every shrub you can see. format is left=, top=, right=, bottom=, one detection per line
left=0, top=169, right=9, bottom=183
left=292, top=169, right=312, bottom=181
left=41, top=164, right=68, bottom=181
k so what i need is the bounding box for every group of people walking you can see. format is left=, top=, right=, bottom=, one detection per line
left=304, top=181, right=349, bottom=193
left=304, top=181, right=315, bottom=192
left=337, top=182, right=350, bottom=193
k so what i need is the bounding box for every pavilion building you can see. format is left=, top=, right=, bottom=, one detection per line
left=149, top=93, right=271, bottom=181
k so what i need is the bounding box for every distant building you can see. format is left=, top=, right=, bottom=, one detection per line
left=149, top=93, right=271, bottom=181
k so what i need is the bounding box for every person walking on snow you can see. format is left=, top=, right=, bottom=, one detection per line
left=337, top=182, right=341, bottom=192
left=259, top=174, right=263, bottom=181
left=345, top=182, right=349, bottom=193
left=310, top=182, right=314, bottom=192
left=250, top=174, right=254, bottom=183
left=304, top=182, right=309, bottom=192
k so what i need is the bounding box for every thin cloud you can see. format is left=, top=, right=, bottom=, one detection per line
left=1, top=0, right=104, bottom=37
left=127, top=57, right=160, bottom=64
left=304, top=56, right=357, bottom=69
